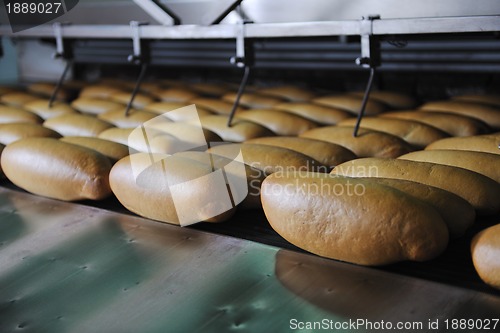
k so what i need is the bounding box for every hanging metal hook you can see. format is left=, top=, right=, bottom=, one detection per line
left=125, top=21, right=150, bottom=116
left=49, top=22, right=72, bottom=108
left=353, top=15, right=381, bottom=137
left=227, top=18, right=254, bottom=127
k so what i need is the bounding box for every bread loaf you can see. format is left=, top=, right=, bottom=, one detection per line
left=338, top=117, right=449, bottom=148
left=109, top=91, right=155, bottom=109
left=110, top=153, right=237, bottom=225
left=246, top=136, right=356, bottom=169
left=98, top=128, right=135, bottom=147
left=332, top=158, right=500, bottom=215
left=349, top=91, right=417, bottom=109
left=97, top=108, right=158, bottom=128
left=313, top=95, right=386, bottom=115
left=471, top=224, right=500, bottom=290
left=256, top=86, right=315, bottom=102
left=0, top=92, right=40, bottom=106
left=190, top=98, right=246, bottom=115
left=300, top=126, right=413, bottom=158
left=399, top=150, right=500, bottom=183
left=0, top=105, right=43, bottom=124
left=0, top=123, right=61, bottom=145
left=273, top=102, right=352, bottom=125
left=155, top=88, right=198, bottom=102
left=207, top=143, right=324, bottom=175
left=193, top=115, right=274, bottom=142
left=235, top=109, right=318, bottom=136
left=261, top=172, right=448, bottom=265
left=452, top=94, right=500, bottom=108
left=360, top=177, right=475, bottom=238
left=1, top=137, right=112, bottom=200
left=425, top=135, right=500, bottom=155
left=44, top=114, right=115, bottom=137
left=27, top=82, right=69, bottom=100
left=223, top=92, right=283, bottom=109
left=71, top=97, right=125, bottom=115
left=23, top=100, right=78, bottom=119
left=145, top=121, right=222, bottom=146
left=79, top=85, right=124, bottom=99
left=60, top=136, right=130, bottom=163
left=145, top=102, right=213, bottom=121
left=381, top=110, right=490, bottom=137
left=420, top=100, right=500, bottom=129
left=174, top=151, right=265, bottom=209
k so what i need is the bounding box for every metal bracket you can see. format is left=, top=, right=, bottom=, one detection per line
left=227, top=18, right=254, bottom=127
left=49, top=22, right=73, bottom=107
left=353, top=15, right=381, bottom=137
left=355, top=15, right=381, bottom=68
left=125, top=21, right=150, bottom=116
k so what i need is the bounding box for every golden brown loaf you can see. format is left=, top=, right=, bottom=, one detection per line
left=399, top=150, right=500, bottom=183
left=313, top=95, right=386, bottom=115
left=193, top=115, right=275, bottom=142
left=337, top=117, right=449, bottom=148
left=109, top=91, right=155, bottom=109
left=235, top=109, right=318, bottom=136
left=425, top=135, right=500, bottom=155
left=98, top=128, right=135, bottom=146
left=79, top=85, right=124, bottom=99
left=349, top=91, right=418, bottom=109
left=23, top=100, right=78, bottom=119
left=273, top=102, right=352, bottom=125
left=27, top=82, right=69, bottom=100
left=381, top=110, right=490, bottom=137
left=190, top=98, right=246, bottom=115
left=471, top=223, right=500, bottom=290
left=189, top=83, right=229, bottom=97
left=207, top=143, right=324, bottom=175
left=256, top=86, right=315, bottom=102
left=419, top=100, right=500, bottom=129
left=222, top=92, right=283, bottom=109
left=44, top=114, right=115, bottom=137
left=97, top=109, right=158, bottom=128
left=145, top=102, right=213, bottom=121
left=1, top=137, right=112, bottom=200
left=155, top=88, right=198, bottom=102
left=245, top=136, right=356, bottom=169
left=144, top=121, right=222, bottom=147
left=174, top=151, right=265, bottom=209
left=60, top=136, right=130, bottom=163
left=0, top=105, right=43, bottom=124
left=71, top=97, right=124, bottom=115
left=300, top=126, right=413, bottom=158
left=0, top=123, right=61, bottom=145
left=109, top=153, right=236, bottom=225
left=261, top=172, right=449, bottom=266
left=452, top=94, right=500, bottom=108
left=360, top=177, right=475, bottom=238
left=0, top=92, right=40, bottom=106
left=332, top=158, right=500, bottom=215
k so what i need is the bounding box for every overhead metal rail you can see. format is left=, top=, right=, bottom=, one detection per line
left=0, top=15, right=499, bottom=39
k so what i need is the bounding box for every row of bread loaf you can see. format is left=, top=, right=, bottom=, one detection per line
left=0, top=80, right=499, bottom=290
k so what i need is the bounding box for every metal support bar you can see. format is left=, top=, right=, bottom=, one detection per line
left=226, top=65, right=251, bottom=127
left=1, top=16, right=498, bottom=39
left=132, top=0, right=180, bottom=25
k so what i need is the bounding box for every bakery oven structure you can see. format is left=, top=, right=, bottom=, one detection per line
left=0, top=1, right=499, bottom=332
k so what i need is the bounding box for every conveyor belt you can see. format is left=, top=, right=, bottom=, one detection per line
left=0, top=186, right=499, bottom=332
